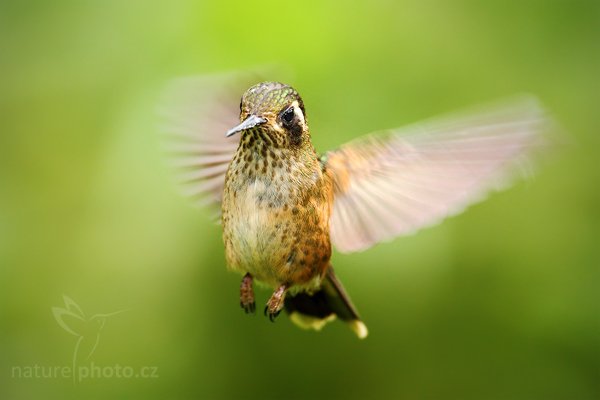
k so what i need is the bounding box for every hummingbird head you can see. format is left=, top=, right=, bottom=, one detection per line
left=226, top=82, right=308, bottom=147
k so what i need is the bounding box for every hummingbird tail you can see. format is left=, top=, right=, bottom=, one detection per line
left=284, top=267, right=368, bottom=339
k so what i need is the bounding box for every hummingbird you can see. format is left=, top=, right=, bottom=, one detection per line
left=161, top=71, right=547, bottom=339
left=52, top=295, right=126, bottom=381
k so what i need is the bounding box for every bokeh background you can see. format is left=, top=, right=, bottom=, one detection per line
left=1, top=1, right=599, bottom=399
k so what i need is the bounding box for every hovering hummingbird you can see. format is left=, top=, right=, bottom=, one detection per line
left=161, top=71, right=547, bottom=339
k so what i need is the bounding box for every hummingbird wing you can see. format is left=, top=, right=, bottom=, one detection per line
left=159, top=70, right=272, bottom=212
left=52, top=307, right=86, bottom=336
left=324, top=96, right=550, bottom=253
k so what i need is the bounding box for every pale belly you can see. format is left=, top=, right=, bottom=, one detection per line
left=224, top=179, right=288, bottom=282
left=222, top=177, right=331, bottom=291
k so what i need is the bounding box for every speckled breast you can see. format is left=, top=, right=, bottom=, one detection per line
left=221, top=132, right=333, bottom=291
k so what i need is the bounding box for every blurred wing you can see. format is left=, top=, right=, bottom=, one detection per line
left=325, top=96, right=549, bottom=253
left=159, top=69, right=272, bottom=212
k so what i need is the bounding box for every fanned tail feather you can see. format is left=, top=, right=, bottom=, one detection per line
left=285, top=267, right=368, bottom=339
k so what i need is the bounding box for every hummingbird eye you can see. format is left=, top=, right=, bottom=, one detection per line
left=280, top=107, right=295, bottom=126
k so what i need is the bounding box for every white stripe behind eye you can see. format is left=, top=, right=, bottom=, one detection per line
left=291, top=100, right=306, bottom=128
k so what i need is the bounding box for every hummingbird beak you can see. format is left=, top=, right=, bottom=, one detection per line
left=226, top=115, right=267, bottom=137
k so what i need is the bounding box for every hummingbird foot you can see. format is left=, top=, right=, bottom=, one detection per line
left=240, top=273, right=256, bottom=314
left=264, top=284, right=287, bottom=322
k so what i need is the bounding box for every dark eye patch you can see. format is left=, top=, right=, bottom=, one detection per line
left=281, top=107, right=295, bottom=126
left=279, top=106, right=302, bottom=145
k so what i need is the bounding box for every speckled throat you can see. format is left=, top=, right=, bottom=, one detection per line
left=221, top=126, right=334, bottom=293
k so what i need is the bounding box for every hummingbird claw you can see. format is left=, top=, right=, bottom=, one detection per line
left=264, top=284, right=287, bottom=323
left=240, top=273, right=256, bottom=315
left=241, top=300, right=255, bottom=314
left=241, top=301, right=255, bottom=314
left=264, top=305, right=281, bottom=322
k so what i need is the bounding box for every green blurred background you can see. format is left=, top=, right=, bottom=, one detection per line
left=1, top=1, right=599, bottom=399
